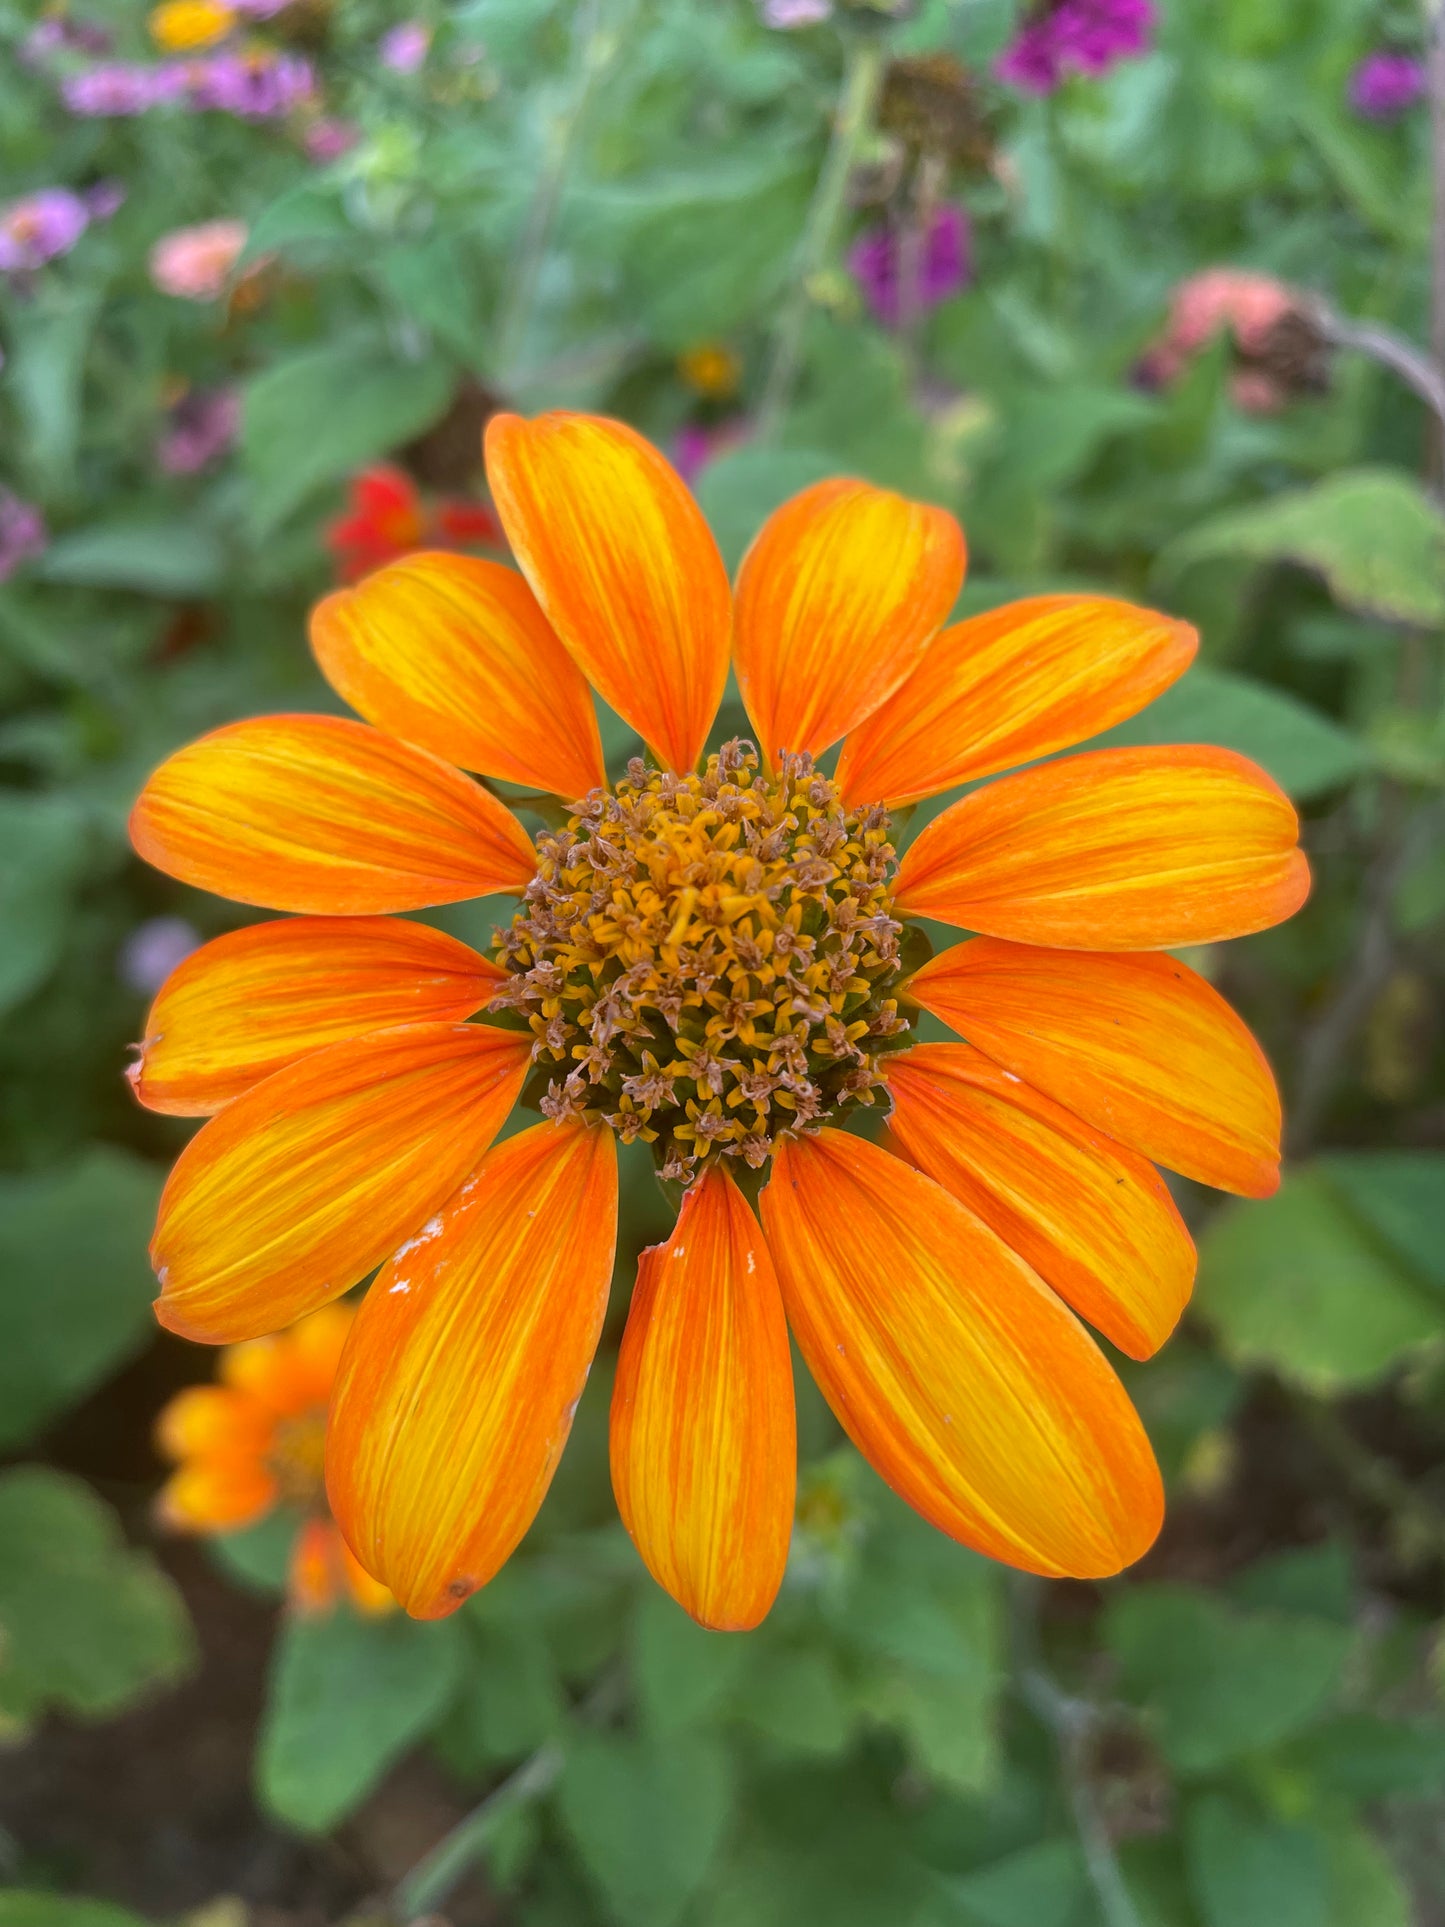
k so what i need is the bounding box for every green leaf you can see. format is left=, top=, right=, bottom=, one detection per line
left=241, top=332, right=453, bottom=534
left=0, top=1468, right=195, bottom=1727
left=1324, top=1824, right=1413, bottom=1927
left=209, top=1510, right=298, bottom=1597
left=257, top=1610, right=463, bottom=1832
left=948, top=1838, right=1092, bottom=1927
left=1088, top=667, right=1369, bottom=801
left=1197, top=1168, right=1444, bottom=1392
left=729, top=1644, right=854, bottom=1757
left=1159, top=470, right=1445, bottom=628
left=1184, top=1796, right=1329, bottom=1927
left=0, top=792, right=90, bottom=1018
left=1226, top=1540, right=1354, bottom=1623
left=451, top=1618, right=565, bottom=1764
left=0, top=1898, right=152, bottom=1927
left=694, top=447, right=838, bottom=572
left=1281, top=1713, right=1445, bottom=1801
left=633, top=1586, right=751, bottom=1737
left=1104, top=1585, right=1351, bottom=1773
left=36, top=522, right=227, bottom=598
left=558, top=1729, right=736, bottom=1927
left=1317, top=1152, right=1445, bottom=1302
left=0, top=1149, right=164, bottom=1449
left=5, top=287, right=100, bottom=494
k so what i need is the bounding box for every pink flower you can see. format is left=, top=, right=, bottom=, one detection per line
left=157, top=386, right=240, bottom=473
left=0, top=492, right=48, bottom=583
left=1139, top=267, right=1308, bottom=416
left=379, top=21, right=431, bottom=72
left=303, top=116, right=359, bottom=162
left=0, top=189, right=90, bottom=272
left=1348, top=53, right=1426, bottom=122
left=849, top=203, right=972, bottom=328
left=149, top=219, right=249, bottom=299
left=61, top=62, right=163, bottom=115
left=759, top=0, right=832, bottom=25
left=997, top=0, right=1155, bottom=94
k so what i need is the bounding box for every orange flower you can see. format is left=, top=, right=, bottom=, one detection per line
left=326, top=466, right=504, bottom=583
left=129, top=411, right=1309, bottom=1631
left=155, top=1303, right=393, bottom=1617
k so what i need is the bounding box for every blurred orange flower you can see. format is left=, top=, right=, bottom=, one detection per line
left=326, top=466, right=504, bottom=583
left=155, top=1302, right=393, bottom=1617
left=149, top=0, right=236, bottom=51
left=149, top=219, right=250, bottom=301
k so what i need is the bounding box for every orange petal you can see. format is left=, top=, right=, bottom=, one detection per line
left=611, top=1166, right=795, bottom=1632
left=732, top=478, right=966, bottom=762
left=485, top=412, right=731, bottom=774
left=220, top=1301, right=359, bottom=1417
left=762, top=1131, right=1162, bottom=1579
left=156, top=1457, right=278, bottom=1533
left=884, top=1043, right=1195, bottom=1359
left=340, top=1536, right=397, bottom=1616
left=893, top=745, right=1309, bottom=948
left=154, top=1382, right=273, bottom=1462
left=908, top=938, right=1282, bottom=1197
left=326, top=1119, right=617, bottom=1619
left=130, top=715, right=535, bottom=914
left=152, top=1022, right=530, bottom=1343
left=837, top=595, right=1197, bottom=807
left=310, top=552, right=605, bottom=798
left=131, top=916, right=503, bottom=1116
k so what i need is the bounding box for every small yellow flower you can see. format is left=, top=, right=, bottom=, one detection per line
left=678, top=341, right=741, bottom=400
left=149, top=0, right=236, bottom=53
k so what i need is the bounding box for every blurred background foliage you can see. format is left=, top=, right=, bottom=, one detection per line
left=3, top=0, right=1445, bottom=1922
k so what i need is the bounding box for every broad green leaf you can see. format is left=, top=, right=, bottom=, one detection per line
left=5, top=287, right=100, bottom=494
left=728, top=1644, right=854, bottom=1757
left=1089, top=667, right=1368, bottom=800
left=1185, top=1796, right=1329, bottom=1927
left=241, top=333, right=453, bottom=533
left=1280, top=1713, right=1445, bottom=1801
left=1324, top=1826, right=1411, bottom=1927
left=1104, top=1585, right=1351, bottom=1773
left=451, top=1618, right=565, bottom=1764
left=1227, top=1540, right=1354, bottom=1623
left=694, top=446, right=837, bottom=572
left=0, top=1468, right=195, bottom=1727
left=210, top=1510, right=298, bottom=1596
left=36, top=522, right=227, bottom=598
left=948, top=1838, right=1092, bottom=1927
left=558, top=1729, right=736, bottom=1927
left=257, top=1610, right=463, bottom=1832
left=1318, top=1152, right=1445, bottom=1301
left=632, top=1587, right=751, bottom=1737
left=0, top=1148, right=164, bottom=1449
left=1159, top=470, right=1445, bottom=627
left=0, top=1898, right=152, bottom=1927
left=0, top=792, right=90, bottom=1018
left=1197, top=1168, right=1444, bottom=1392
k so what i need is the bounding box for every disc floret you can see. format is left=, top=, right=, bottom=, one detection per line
left=491, top=742, right=909, bottom=1184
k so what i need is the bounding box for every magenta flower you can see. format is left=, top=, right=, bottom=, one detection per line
left=997, top=0, right=1155, bottom=94
left=303, top=117, right=360, bottom=162
left=1349, top=53, right=1426, bottom=121
left=162, top=49, right=314, bottom=116
left=84, top=179, right=127, bottom=221
left=158, top=387, right=241, bottom=474
left=759, top=0, right=832, bottom=25
left=379, top=21, right=431, bottom=72
left=673, top=419, right=752, bottom=487
left=61, top=62, right=162, bottom=115
left=118, top=917, right=202, bottom=996
left=0, top=493, right=48, bottom=583
left=849, top=203, right=972, bottom=328
left=0, top=189, right=90, bottom=273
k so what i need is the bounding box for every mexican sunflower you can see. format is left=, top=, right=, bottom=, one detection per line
left=155, top=1303, right=393, bottom=1616
left=128, top=411, right=1309, bottom=1631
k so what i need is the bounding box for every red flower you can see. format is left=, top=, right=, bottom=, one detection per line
left=326, top=466, right=504, bottom=583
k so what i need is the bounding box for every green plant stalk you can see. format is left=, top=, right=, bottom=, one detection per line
left=757, top=32, right=887, bottom=437
left=392, top=1740, right=563, bottom=1921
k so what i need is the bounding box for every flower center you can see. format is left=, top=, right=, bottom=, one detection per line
left=267, top=1409, right=327, bottom=1505
left=492, top=743, right=910, bottom=1184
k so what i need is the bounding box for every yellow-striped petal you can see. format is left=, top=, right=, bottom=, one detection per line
left=611, top=1166, right=795, bottom=1631
left=326, top=1120, right=618, bottom=1618
left=310, top=551, right=605, bottom=798
left=762, top=1130, right=1162, bottom=1579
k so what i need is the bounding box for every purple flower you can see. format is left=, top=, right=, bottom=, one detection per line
left=118, top=917, right=202, bottom=996
left=1349, top=53, right=1426, bottom=121
left=673, top=419, right=751, bottom=487
left=157, top=387, right=241, bottom=474
left=849, top=203, right=972, bottom=328
left=0, top=189, right=90, bottom=272
left=759, top=0, right=832, bottom=25
left=84, top=179, right=127, bottom=221
left=21, top=15, right=113, bottom=65
left=61, top=62, right=162, bottom=115
left=997, top=0, right=1155, bottom=94
left=303, top=116, right=360, bottom=161
left=0, top=493, right=48, bottom=584
left=165, top=49, right=314, bottom=116
left=379, top=20, right=431, bottom=72
left=231, top=0, right=292, bottom=13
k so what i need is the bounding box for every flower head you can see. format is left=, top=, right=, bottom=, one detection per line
left=169, top=47, right=314, bottom=116
left=759, top=0, right=833, bottom=26
left=379, top=20, right=431, bottom=72
left=0, top=492, right=48, bottom=582
left=157, top=385, right=241, bottom=474
left=303, top=115, right=360, bottom=162
left=849, top=202, right=972, bottom=327
left=155, top=1304, right=393, bottom=1616
left=1348, top=52, right=1426, bottom=121
left=149, top=219, right=249, bottom=299
left=149, top=0, right=236, bottom=50
left=61, top=62, right=164, bottom=115
left=0, top=188, right=90, bottom=272
left=129, top=413, right=1308, bottom=1630
left=997, top=0, right=1155, bottom=94
left=678, top=342, right=741, bottom=400
left=1139, top=267, right=1327, bottom=415
left=326, top=466, right=503, bottom=583
left=22, top=14, right=113, bottom=64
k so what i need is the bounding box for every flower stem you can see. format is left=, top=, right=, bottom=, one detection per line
left=392, top=1741, right=564, bottom=1921
left=757, top=32, right=887, bottom=438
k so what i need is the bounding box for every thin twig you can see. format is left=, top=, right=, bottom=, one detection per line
left=392, top=1742, right=564, bottom=1922
left=1309, top=304, right=1445, bottom=433
left=757, top=32, right=887, bottom=437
